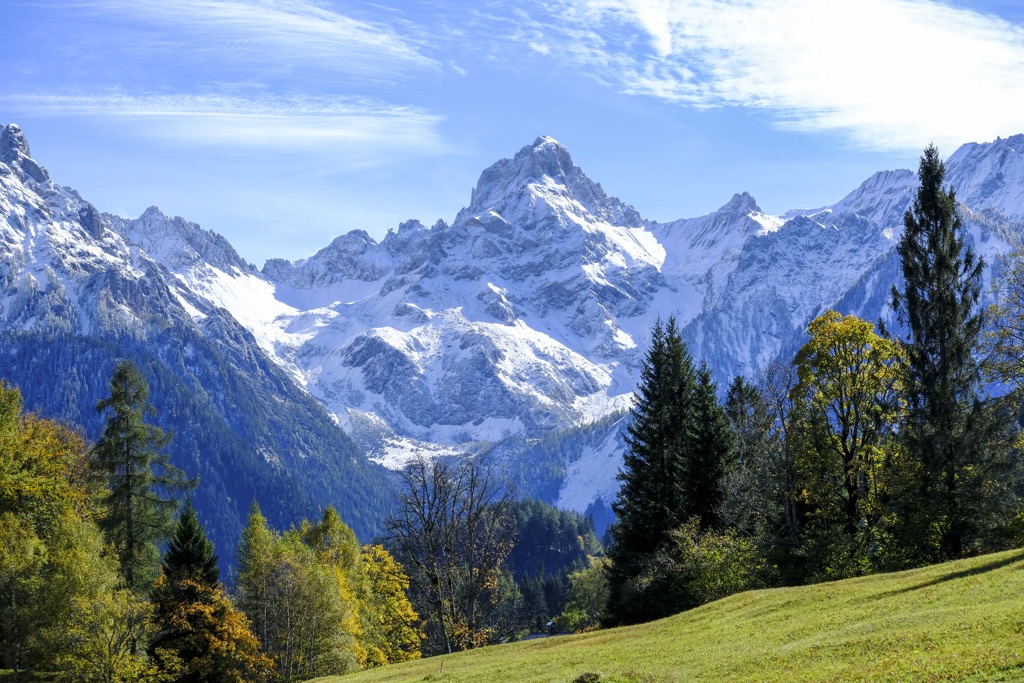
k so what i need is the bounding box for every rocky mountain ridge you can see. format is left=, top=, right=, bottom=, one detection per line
left=0, top=123, right=393, bottom=562
left=3, top=124, right=1023, bottom=526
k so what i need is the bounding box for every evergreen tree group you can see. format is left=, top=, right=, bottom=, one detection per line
left=606, top=318, right=734, bottom=625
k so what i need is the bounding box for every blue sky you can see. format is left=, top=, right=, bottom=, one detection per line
left=5, top=0, right=1024, bottom=265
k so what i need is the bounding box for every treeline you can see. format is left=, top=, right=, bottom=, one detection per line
left=598, top=144, right=1024, bottom=626
left=0, top=360, right=421, bottom=681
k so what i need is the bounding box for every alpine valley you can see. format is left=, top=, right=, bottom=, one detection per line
left=3, top=122, right=1024, bottom=553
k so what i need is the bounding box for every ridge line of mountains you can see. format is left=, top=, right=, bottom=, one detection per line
left=3, top=123, right=1024, bottom=552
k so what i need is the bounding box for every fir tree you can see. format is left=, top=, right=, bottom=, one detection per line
left=91, top=359, right=194, bottom=594
left=891, top=145, right=1005, bottom=560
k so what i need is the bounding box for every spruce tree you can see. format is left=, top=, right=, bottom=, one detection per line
left=610, top=318, right=694, bottom=557
left=891, top=144, right=1001, bottom=560
left=684, top=364, right=733, bottom=530
left=162, top=501, right=219, bottom=587
left=606, top=317, right=696, bottom=624
left=91, top=359, right=194, bottom=593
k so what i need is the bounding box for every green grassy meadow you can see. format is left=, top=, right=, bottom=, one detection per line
left=315, top=549, right=1024, bottom=683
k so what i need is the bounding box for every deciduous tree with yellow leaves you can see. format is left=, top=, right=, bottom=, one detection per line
left=791, top=311, right=904, bottom=577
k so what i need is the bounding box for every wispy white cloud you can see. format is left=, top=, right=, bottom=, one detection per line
left=540, top=0, right=1024, bottom=151
left=62, top=0, right=438, bottom=80
left=4, top=93, right=447, bottom=156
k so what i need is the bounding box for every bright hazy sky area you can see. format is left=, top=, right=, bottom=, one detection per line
left=4, top=0, right=1024, bottom=265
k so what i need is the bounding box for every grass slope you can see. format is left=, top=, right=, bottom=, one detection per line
left=316, top=549, right=1024, bottom=683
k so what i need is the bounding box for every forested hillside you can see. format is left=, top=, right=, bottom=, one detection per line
left=1, top=330, right=394, bottom=565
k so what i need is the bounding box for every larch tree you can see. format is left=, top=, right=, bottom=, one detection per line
left=91, top=360, right=194, bottom=593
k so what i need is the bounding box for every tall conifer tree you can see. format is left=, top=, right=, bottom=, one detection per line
left=684, top=364, right=733, bottom=530
left=607, top=317, right=696, bottom=624
left=891, top=144, right=1001, bottom=560
left=91, top=359, right=194, bottom=593
left=611, top=318, right=694, bottom=556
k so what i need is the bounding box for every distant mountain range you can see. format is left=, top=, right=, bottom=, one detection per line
left=3, top=122, right=1023, bottom=543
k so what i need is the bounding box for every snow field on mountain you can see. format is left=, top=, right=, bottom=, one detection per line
left=556, top=415, right=628, bottom=512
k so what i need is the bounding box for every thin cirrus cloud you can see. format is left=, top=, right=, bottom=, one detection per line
left=61, top=0, right=438, bottom=81
left=5, top=94, right=448, bottom=157
left=546, top=0, right=1024, bottom=151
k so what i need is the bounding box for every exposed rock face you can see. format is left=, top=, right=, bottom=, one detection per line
left=1, top=123, right=49, bottom=183
left=108, top=206, right=253, bottom=274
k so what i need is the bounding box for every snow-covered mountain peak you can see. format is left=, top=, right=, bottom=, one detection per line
left=946, top=135, right=1024, bottom=219
left=818, top=169, right=917, bottom=229
left=948, top=134, right=1024, bottom=168
left=651, top=191, right=776, bottom=262
left=108, top=206, right=252, bottom=275
left=719, top=191, right=762, bottom=215
left=262, top=225, right=402, bottom=289
left=325, top=229, right=377, bottom=255
left=0, top=123, right=49, bottom=184
left=0, top=124, right=30, bottom=162
left=459, top=136, right=643, bottom=230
